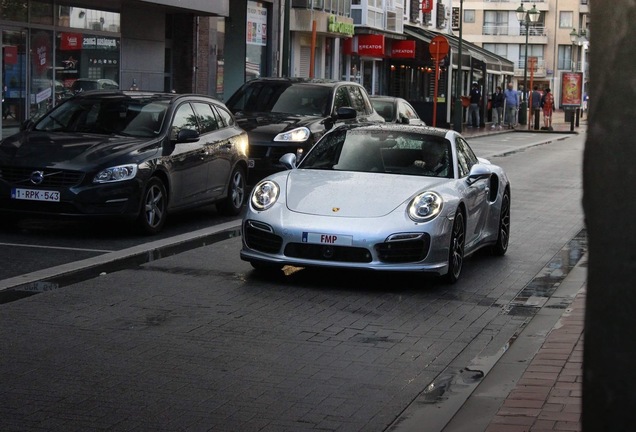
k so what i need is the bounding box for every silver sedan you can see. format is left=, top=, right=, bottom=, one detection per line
left=240, top=123, right=510, bottom=283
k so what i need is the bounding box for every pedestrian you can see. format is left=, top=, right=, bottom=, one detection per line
left=503, top=82, right=519, bottom=129
left=529, top=85, right=542, bottom=129
left=467, top=82, right=481, bottom=128
left=541, top=87, right=554, bottom=130
left=491, top=86, right=504, bottom=129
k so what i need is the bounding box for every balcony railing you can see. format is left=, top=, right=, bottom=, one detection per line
left=515, top=58, right=547, bottom=77
left=483, top=24, right=547, bottom=37
left=484, top=0, right=546, bottom=3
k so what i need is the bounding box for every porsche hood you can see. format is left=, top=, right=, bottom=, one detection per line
left=282, top=170, right=444, bottom=218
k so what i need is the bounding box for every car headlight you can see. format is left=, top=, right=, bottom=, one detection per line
left=407, top=191, right=443, bottom=222
left=93, top=164, right=138, bottom=183
left=274, top=127, right=310, bottom=142
left=251, top=180, right=280, bottom=211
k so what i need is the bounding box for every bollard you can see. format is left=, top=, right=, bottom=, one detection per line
left=534, top=108, right=540, bottom=130
left=575, top=108, right=580, bottom=127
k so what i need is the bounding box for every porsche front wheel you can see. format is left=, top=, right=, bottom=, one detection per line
left=492, top=190, right=510, bottom=256
left=445, top=211, right=465, bottom=284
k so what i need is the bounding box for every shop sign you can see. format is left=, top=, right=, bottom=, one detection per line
left=422, top=0, right=433, bottom=13
left=343, top=38, right=354, bottom=55
left=391, top=40, right=415, bottom=58
left=60, top=33, right=82, bottom=50
left=3, top=46, right=17, bottom=65
left=246, top=0, right=267, bottom=46
left=82, top=36, right=118, bottom=50
left=327, top=16, right=354, bottom=37
left=358, top=34, right=385, bottom=57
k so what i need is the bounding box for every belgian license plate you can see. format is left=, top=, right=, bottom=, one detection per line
left=302, top=232, right=352, bottom=246
left=11, top=188, right=60, bottom=202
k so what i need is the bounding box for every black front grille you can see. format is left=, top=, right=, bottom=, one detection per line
left=249, top=145, right=301, bottom=160
left=0, top=166, right=84, bottom=187
left=375, top=236, right=431, bottom=263
left=284, top=243, right=372, bottom=263
left=244, top=221, right=283, bottom=253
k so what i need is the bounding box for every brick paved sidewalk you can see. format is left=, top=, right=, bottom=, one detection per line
left=485, top=288, right=585, bottom=432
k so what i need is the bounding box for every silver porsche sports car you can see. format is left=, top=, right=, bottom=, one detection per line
left=240, top=123, right=510, bottom=283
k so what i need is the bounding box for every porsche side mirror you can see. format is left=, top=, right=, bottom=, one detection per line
left=279, top=153, right=297, bottom=169
left=466, top=164, right=491, bottom=185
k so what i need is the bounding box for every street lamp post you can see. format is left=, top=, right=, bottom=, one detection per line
left=453, top=0, right=464, bottom=132
left=516, top=3, right=539, bottom=126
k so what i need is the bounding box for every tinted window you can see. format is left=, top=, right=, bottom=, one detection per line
left=226, top=82, right=330, bottom=116
left=192, top=102, right=219, bottom=134
left=347, top=86, right=368, bottom=115
left=333, top=87, right=351, bottom=112
left=171, top=103, right=198, bottom=139
left=215, top=105, right=235, bottom=127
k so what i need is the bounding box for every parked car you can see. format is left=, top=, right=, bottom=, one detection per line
left=241, top=123, right=510, bottom=283
left=370, top=95, right=426, bottom=125
left=225, top=77, right=385, bottom=183
left=71, top=78, right=119, bottom=93
left=0, top=90, right=249, bottom=234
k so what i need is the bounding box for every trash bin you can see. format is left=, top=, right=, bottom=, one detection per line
left=564, top=109, right=575, bottom=122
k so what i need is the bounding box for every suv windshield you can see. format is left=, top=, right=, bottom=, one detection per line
left=226, top=82, right=331, bottom=117
left=34, top=96, right=168, bottom=138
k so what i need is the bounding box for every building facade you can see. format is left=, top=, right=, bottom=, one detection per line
left=0, top=0, right=286, bottom=139
left=455, top=0, right=590, bottom=109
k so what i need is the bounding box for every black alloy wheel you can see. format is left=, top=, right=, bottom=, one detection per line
left=445, top=211, right=465, bottom=284
left=492, top=190, right=510, bottom=256
left=137, top=177, right=168, bottom=235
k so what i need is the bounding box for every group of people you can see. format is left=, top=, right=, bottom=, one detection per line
left=467, top=82, right=555, bottom=130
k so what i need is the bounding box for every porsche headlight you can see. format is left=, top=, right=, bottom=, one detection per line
left=251, top=180, right=280, bottom=211
left=408, top=191, right=443, bottom=222
left=93, top=164, right=138, bottom=183
left=274, top=127, right=310, bottom=142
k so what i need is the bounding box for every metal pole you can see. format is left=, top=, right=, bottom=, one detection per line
left=520, top=19, right=529, bottom=125
left=453, top=0, right=464, bottom=132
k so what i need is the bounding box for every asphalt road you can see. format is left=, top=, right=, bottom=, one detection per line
left=0, top=132, right=586, bottom=431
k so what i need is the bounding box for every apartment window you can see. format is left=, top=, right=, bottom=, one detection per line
left=559, top=11, right=573, bottom=28
left=557, top=45, right=573, bottom=70
left=518, top=44, right=544, bottom=68
left=483, top=43, right=507, bottom=58
left=464, top=9, right=475, bottom=23
left=484, top=11, right=508, bottom=35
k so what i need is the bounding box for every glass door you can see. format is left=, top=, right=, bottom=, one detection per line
left=2, top=28, right=27, bottom=139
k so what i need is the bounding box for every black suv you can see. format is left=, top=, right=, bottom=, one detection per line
left=225, top=78, right=384, bottom=183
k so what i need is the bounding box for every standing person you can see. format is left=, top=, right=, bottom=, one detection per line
left=467, top=82, right=481, bottom=128
left=529, top=85, right=542, bottom=129
left=541, top=87, right=554, bottom=130
left=491, top=86, right=505, bottom=129
left=504, top=82, right=519, bottom=129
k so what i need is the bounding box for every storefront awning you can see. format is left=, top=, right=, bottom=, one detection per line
left=404, top=25, right=514, bottom=75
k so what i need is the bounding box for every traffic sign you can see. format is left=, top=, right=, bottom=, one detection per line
left=429, top=35, right=449, bottom=61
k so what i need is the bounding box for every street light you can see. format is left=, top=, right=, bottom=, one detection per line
left=516, top=3, right=539, bottom=125
left=453, top=0, right=464, bottom=132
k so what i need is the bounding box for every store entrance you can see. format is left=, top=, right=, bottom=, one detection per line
left=1, top=28, right=27, bottom=139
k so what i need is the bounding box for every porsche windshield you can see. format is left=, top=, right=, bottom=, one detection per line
left=34, top=97, right=168, bottom=138
left=300, top=129, right=452, bottom=178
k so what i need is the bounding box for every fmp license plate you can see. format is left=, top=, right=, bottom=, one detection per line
left=302, top=232, right=352, bottom=246
left=12, top=188, right=60, bottom=202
